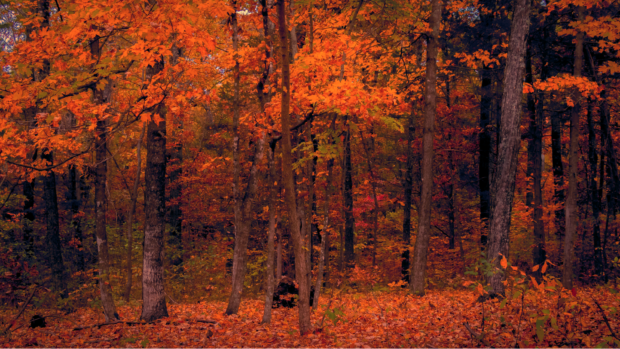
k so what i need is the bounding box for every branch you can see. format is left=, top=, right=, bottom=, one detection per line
left=73, top=320, right=152, bottom=331
left=2, top=284, right=38, bottom=335
left=593, top=298, right=619, bottom=341
left=463, top=322, right=490, bottom=347
left=5, top=143, right=93, bottom=172
left=270, top=111, right=315, bottom=145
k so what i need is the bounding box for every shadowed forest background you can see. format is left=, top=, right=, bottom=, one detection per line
left=1, top=0, right=620, bottom=347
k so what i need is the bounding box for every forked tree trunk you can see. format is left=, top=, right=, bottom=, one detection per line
left=563, top=7, right=584, bottom=290
left=409, top=0, right=441, bottom=296
left=277, top=0, right=311, bottom=333
left=141, top=54, right=169, bottom=322
left=486, top=0, right=531, bottom=295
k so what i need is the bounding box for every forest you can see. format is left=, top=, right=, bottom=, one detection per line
left=0, top=0, right=620, bottom=347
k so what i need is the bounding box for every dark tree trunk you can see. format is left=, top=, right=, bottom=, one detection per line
left=22, top=179, right=35, bottom=256
left=141, top=54, right=169, bottom=322
left=42, top=159, right=67, bottom=296
left=563, top=7, right=584, bottom=290
left=67, top=166, right=85, bottom=271
left=487, top=0, right=531, bottom=295
left=277, top=0, right=311, bottom=333
left=479, top=69, right=492, bottom=250
left=587, top=100, right=603, bottom=279
left=314, top=157, right=333, bottom=310
left=409, top=0, right=441, bottom=296
left=402, top=109, right=414, bottom=283
left=525, top=43, right=546, bottom=272
left=343, top=124, right=355, bottom=268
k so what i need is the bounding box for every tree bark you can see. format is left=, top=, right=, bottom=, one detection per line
left=479, top=69, right=492, bottom=250
left=314, top=157, right=333, bottom=310
left=409, top=0, right=441, bottom=296
left=277, top=0, right=311, bottom=333
left=587, top=100, right=603, bottom=279
left=487, top=0, right=531, bottom=295
left=141, top=52, right=169, bottom=322
left=562, top=7, right=583, bottom=290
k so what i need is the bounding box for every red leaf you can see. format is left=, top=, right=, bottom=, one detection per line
left=571, top=288, right=577, bottom=297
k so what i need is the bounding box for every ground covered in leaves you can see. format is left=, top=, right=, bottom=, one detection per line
left=1, top=287, right=619, bottom=348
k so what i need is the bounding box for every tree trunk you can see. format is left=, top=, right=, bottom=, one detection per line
left=479, top=69, right=492, bottom=250
left=487, top=0, right=531, bottom=295
left=141, top=52, right=169, bottom=322
left=90, top=35, right=119, bottom=322
left=262, top=142, right=278, bottom=324
left=314, top=157, right=333, bottom=310
left=562, top=7, right=583, bottom=290
left=409, top=0, right=441, bottom=296
left=125, top=126, right=145, bottom=302
left=67, top=166, right=85, bottom=271
left=225, top=4, right=268, bottom=311
left=343, top=124, right=355, bottom=268
left=277, top=0, right=311, bottom=333
left=587, top=100, right=603, bottom=279
left=22, top=178, right=35, bottom=256
left=526, top=43, right=546, bottom=272
left=402, top=109, right=414, bottom=283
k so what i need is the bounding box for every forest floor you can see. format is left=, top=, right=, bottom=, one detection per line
left=1, top=287, right=619, bottom=348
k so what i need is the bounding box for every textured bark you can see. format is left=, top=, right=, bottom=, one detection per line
left=409, top=0, right=441, bottom=296
left=277, top=0, right=311, bottom=333
left=563, top=7, right=583, bottom=290
left=262, top=142, right=278, bottom=324
left=125, top=126, right=145, bottom=302
left=525, top=44, right=546, bottom=272
left=487, top=0, right=530, bottom=295
left=141, top=53, right=169, bottom=322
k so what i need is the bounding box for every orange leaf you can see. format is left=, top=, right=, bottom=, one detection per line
left=500, top=255, right=507, bottom=269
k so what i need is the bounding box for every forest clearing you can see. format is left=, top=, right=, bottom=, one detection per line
left=1, top=0, right=620, bottom=346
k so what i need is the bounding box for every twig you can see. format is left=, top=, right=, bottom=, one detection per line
left=184, top=318, right=218, bottom=325
left=463, top=322, right=490, bottom=347
left=73, top=320, right=152, bottom=331
left=593, top=298, right=619, bottom=341
left=319, top=281, right=341, bottom=329
left=164, top=290, right=179, bottom=304
left=514, top=289, right=526, bottom=347
left=2, top=284, right=38, bottom=334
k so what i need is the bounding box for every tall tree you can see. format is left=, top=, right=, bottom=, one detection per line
left=409, top=0, right=442, bottom=296
left=486, top=0, right=531, bottom=295
left=91, top=35, right=119, bottom=322
left=277, top=0, right=311, bottom=333
left=563, top=7, right=584, bottom=290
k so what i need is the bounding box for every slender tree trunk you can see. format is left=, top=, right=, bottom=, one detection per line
left=304, top=124, right=316, bottom=289
left=479, top=69, right=492, bottom=250
left=360, top=131, right=379, bottom=266
left=262, top=142, right=278, bottom=324
left=487, top=0, right=531, bottom=295
left=314, top=157, right=333, bottom=310
left=587, top=100, right=603, bottom=279
left=402, top=109, right=414, bottom=283
left=526, top=43, right=546, bottom=272
left=125, top=126, right=145, bottom=302
left=409, top=0, right=441, bottom=296
left=141, top=52, right=169, bottom=322
left=343, top=124, right=355, bottom=267
left=446, top=79, right=456, bottom=251
left=67, top=166, right=85, bottom=271
left=277, top=0, right=311, bottom=333
left=90, top=35, right=119, bottom=322
left=225, top=1, right=268, bottom=311
left=563, top=7, right=584, bottom=290
left=22, top=178, right=35, bottom=256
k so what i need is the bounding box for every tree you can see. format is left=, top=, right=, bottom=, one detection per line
left=409, top=0, right=442, bottom=296
left=486, top=0, right=531, bottom=295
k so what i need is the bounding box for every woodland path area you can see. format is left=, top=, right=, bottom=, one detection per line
left=1, top=288, right=620, bottom=348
